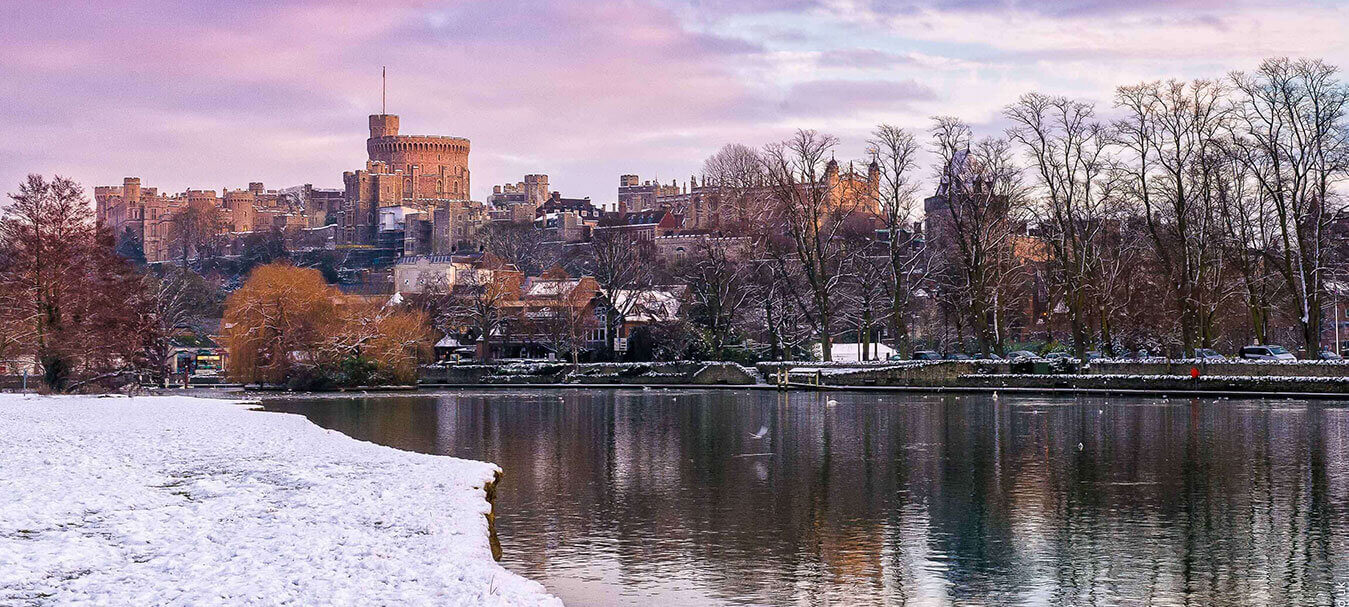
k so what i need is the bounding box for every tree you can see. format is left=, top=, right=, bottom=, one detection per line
left=0, top=175, right=147, bottom=390
left=672, top=236, right=752, bottom=357
left=478, top=221, right=556, bottom=275
left=1225, top=58, right=1349, bottom=356
left=440, top=267, right=519, bottom=361
left=761, top=129, right=857, bottom=361
left=1212, top=150, right=1283, bottom=345
left=115, top=226, right=146, bottom=266
left=168, top=199, right=223, bottom=277
left=837, top=220, right=891, bottom=361
left=701, top=143, right=769, bottom=230
left=584, top=228, right=655, bottom=356
left=223, top=264, right=338, bottom=385
left=927, top=119, right=1026, bottom=356
left=1005, top=93, right=1118, bottom=356
left=224, top=263, right=430, bottom=386
left=867, top=124, right=927, bottom=358
left=239, top=228, right=288, bottom=274
left=1114, top=79, right=1230, bottom=356
left=534, top=280, right=596, bottom=368
left=136, top=273, right=196, bottom=386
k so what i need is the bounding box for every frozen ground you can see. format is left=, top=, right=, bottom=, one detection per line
left=0, top=394, right=561, bottom=606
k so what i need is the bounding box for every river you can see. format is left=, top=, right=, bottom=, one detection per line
left=261, top=388, right=1349, bottom=606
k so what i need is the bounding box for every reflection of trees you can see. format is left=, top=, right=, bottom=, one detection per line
left=264, top=392, right=1349, bottom=607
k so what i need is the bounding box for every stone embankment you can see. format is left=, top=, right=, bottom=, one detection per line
left=415, top=359, right=1349, bottom=396
left=419, top=361, right=758, bottom=386
left=756, top=360, right=1349, bottom=396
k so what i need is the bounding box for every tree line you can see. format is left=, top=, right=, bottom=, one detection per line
left=469, top=57, right=1349, bottom=362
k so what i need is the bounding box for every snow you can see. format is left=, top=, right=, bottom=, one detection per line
left=0, top=394, right=562, bottom=607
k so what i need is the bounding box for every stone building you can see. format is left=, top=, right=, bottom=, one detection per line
left=365, top=114, right=470, bottom=200
left=593, top=209, right=683, bottom=242
left=95, top=177, right=181, bottom=262
left=617, top=174, right=680, bottom=212
left=621, top=161, right=879, bottom=231
left=487, top=174, right=550, bottom=222
left=341, top=160, right=406, bottom=246
left=341, top=114, right=478, bottom=253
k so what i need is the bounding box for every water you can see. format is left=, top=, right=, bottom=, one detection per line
left=261, top=389, right=1349, bottom=606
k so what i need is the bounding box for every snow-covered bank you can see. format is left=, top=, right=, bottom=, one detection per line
left=0, top=395, right=561, bottom=606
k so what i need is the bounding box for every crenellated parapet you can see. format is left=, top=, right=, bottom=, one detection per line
left=366, top=135, right=471, bottom=157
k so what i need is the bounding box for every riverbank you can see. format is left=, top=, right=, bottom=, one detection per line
left=412, top=359, right=1349, bottom=397
left=0, top=394, right=561, bottom=606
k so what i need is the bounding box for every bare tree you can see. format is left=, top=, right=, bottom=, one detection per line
left=927, top=118, right=1026, bottom=356
left=1114, top=79, right=1230, bottom=356
left=442, top=267, right=518, bottom=361
left=584, top=228, right=655, bottom=355
left=168, top=199, right=223, bottom=278
left=837, top=222, right=891, bottom=360
left=761, top=129, right=857, bottom=361
left=1005, top=93, right=1118, bottom=356
left=1211, top=149, right=1283, bottom=344
left=867, top=124, right=927, bottom=357
left=137, top=273, right=195, bottom=386
left=701, top=143, right=769, bottom=230
left=478, top=221, right=557, bottom=275
left=673, top=236, right=753, bottom=357
left=1224, top=58, right=1349, bottom=356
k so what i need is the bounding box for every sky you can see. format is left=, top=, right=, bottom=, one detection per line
left=2, top=0, right=1348, bottom=205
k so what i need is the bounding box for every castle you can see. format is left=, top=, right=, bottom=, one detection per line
left=95, top=112, right=478, bottom=264
left=341, top=114, right=476, bottom=250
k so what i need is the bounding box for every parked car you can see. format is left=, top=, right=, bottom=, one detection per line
left=1084, top=351, right=1106, bottom=361
left=912, top=350, right=943, bottom=361
left=1319, top=349, right=1343, bottom=360
left=1044, top=352, right=1075, bottom=361
left=943, top=353, right=972, bottom=360
left=1238, top=345, right=1296, bottom=361
left=1006, top=350, right=1041, bottom=361
left=1194, top=348, right=1226, bottom=361
left=970, top=352, right=1004, bottom=360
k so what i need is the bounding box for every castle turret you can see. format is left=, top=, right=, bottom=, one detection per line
left=123, top=177, right=141, bottom=204
left=369, top=114, right=399, bottom=139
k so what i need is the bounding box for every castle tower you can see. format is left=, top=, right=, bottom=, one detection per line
left=369, top=114, right=400, bottom=139
left=524, top=174, right=549, bottom=208
left=365, top=113, right=471, bottom=200
left=123, top=177, right=141, bottom=204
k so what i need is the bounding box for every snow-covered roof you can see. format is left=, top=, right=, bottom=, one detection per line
left=612, top=289, right=681, bottom=323
left=525, top=279, right=584, bottom=299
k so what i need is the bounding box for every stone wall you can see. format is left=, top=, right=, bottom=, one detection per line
left=419, top=362, right=756, bottom=386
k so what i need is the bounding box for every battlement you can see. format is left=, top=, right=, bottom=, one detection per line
left=367, top=136, right=471, bottom=155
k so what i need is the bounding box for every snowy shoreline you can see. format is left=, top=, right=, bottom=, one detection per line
left=0, top=394, right=561, bottom=606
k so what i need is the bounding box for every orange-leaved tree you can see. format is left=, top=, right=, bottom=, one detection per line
left=224, top=262, right=432, bottom=386
left=223, top=264, right=339, bottom=385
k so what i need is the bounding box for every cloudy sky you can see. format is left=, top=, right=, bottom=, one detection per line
left=3, top=0, right=1348, bottom=204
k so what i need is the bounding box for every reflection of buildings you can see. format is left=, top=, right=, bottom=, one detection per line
left=273, top=392, right=1349, bottom=607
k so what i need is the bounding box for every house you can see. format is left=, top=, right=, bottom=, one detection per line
left=594, top=209, right=683, bottom=242
left=392, top=252, right=519, bottom=294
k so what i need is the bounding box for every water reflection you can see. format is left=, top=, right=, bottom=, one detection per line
left=263, top=390, right=1349, bottom=606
